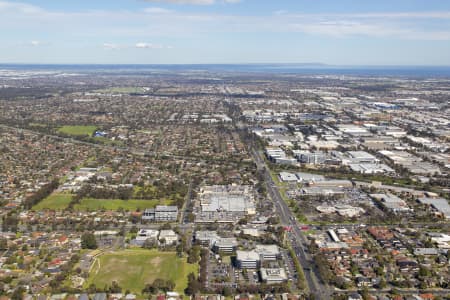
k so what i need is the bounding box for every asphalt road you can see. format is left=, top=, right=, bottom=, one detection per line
left=252, top=149, right=332, bottom=299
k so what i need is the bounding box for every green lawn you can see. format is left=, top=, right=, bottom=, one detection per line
left=58, top=125, right=97, bottom=136
left=73, top=198, right=170, bottom=211
left=86, top=249, right=198, bottom=294
left=33, top=196, right=173, bottom=212
left=32, top=193, right=74, bottom=210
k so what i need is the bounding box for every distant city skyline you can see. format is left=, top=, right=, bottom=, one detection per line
left=1, top=0, right=450, bottom=65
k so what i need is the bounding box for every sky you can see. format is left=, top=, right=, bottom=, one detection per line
left=1, top=0, right=450, bottom=65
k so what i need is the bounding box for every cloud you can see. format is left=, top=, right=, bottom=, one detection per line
left=290, top=20, right=394, bottom=38
left=1, top=1, right=450, bottom=43
left=135, top=42, right=171, bottom=49
left=0, top=1, right=43, bottom=14
left=103, top=43, right=122, bottom=50
left=286, top=11, right=450, bottom=20
left=30, top=40, right=42, bottom=46
left=143, top=7, right=173, bottom=14
left=102, top=42, right=172, bottom=50
left=343, top=11, right=450, bottom=19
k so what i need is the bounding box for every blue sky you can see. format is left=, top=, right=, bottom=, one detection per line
left=1, top=0, right=450, bottom=65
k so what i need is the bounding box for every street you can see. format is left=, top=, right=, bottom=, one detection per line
left=252, top=148, right=332, bottom=300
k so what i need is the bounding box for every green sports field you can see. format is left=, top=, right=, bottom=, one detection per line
left=58, top=125, right=97, bottom=136
left=32, top=193, right=74, bottom=210
left=86, top=249, right=197, bottom=294
left=73, top=198, right=170, bottom=211
left=32, top=195, right=169, bottom=211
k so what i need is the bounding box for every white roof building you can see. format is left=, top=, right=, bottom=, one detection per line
left=236, top=250, right=260, bottom=269
left=418, top=198, right=450, bottom=219
left=255, top=244, right=280, bottom=261
left=136, top=229, right=159, bottom=243
left=370, top=193, right=411, bottom=213
left=349, top=163, right=394, bottom=174
left=279, top=172, right=298, bottom=182
left=260, top=268, right=288, bottom=283
left=159, top=230, right=178, bottom=245
left=347, top=151, right=379, bottom=163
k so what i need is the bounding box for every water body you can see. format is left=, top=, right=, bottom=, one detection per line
left=1, top=64, right=450, bottom=78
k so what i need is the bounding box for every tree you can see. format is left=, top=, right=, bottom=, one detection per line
left=165, top=279, right=175, bottom=292
left=187, top=213, right=195, bottom=222
left=238, top=217, right=248, bottom=225
left=0, top=238, right=7, bottom=250
left=81, top=232, right=98, bottom=249
left=2, top=214, right=19, bottom=232
left=378, top=278, right=387, bottom=289
left=143, top=239, right=157, bottom=249
left=142, top=283, right=156, bottom=295
left=109, top=281, right=122, bottom=293
left=130, top=226, right=139, bottom=234
left=418, top=266, right=431, bottom=277
left=267, top=216, right=280, bottom=225
left=361, top=287, right=370, bottom=300
left=87, top=283, right=97, bottom=294
left=143, top=278, right=175, bottom=294
left=11, top=286, right=26, bottom=300
left=160, top=223, right=172, bottom=230
left=187, top=246, right=201, bottom=264
left=185, top=273, right=200, bottom=295
left=222, top=286, right=233, bottom=297
left=23, top=179, right=59, bottom=209
left=176, top=244, right=184, bottom=257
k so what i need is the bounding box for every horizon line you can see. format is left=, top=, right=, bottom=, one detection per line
left=1, top=62, right=450, bottom=68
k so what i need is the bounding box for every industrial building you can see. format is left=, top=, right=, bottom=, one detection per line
left=196, top=185, right=256, bottom=222
left=278, top=171, right=325, bottom=183
left=370, top=194, right=411, bottom=213
left=294, top=150, right=328, bottom=164
left=265, top=147, right=297, bottom=165
left=349, top=163, right=394, bottom=174
left=347, top=151, right=379, bottom=164
left=142, top=205, right=178, bottom=222
left=418, top=197, right=450, bottom=219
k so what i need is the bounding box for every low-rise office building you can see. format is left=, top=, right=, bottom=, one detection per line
left=236, top=250, right=260, bottom=269
left=142, top=205, right=178, bottom=222
left=255, top=244, right=280, bottom=261
left=213, top=238, right=239, bottom=254
left=260, top=268, right=288, bottom=284
left=159, top=229, right=178, bottom=245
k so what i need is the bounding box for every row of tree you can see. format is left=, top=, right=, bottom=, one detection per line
left=74, top=184, right=133, bottom=201
left=81, top=232, right=98, bottom=249
left=142, top=278, right=176, bottom=294
left=24, top=178, right=59, bottom=209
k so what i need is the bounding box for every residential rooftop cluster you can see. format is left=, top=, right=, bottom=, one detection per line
left=0, top=68, right=449, bottom=300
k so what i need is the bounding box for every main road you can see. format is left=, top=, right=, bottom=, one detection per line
left=252, top=148, right=332, bottom=300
